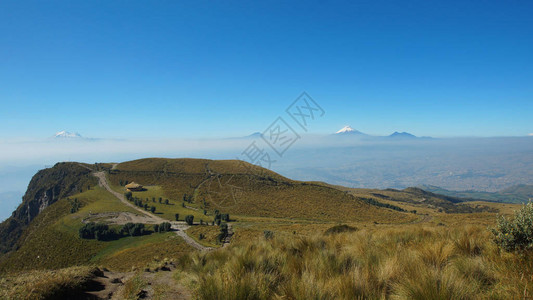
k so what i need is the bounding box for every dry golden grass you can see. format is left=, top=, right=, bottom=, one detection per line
left=176, top=224, right=533, bottom=300
left=97, top=233, right=194, bottom=272
left=186, top=225, right=223, bottom=247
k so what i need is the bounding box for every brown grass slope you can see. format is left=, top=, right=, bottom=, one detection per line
left=109, top=158, right=414, bottom=223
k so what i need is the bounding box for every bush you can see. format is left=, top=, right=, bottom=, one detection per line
left=221, top=214, right=230, bottom=222
left=150, top=206, right=156, bottom=213
left=175, top=213, right=179, bottom=221
left=153, top=224, right=159, bottom=233
left=185, top=215, right=194, bottom=225
left=69, top=198, right=80, bottom=213
left=165, top=199, right=169, bottom=205
left=324, top=224, right=358, bottom=235
left=264, top=230, right=274, bottom=240
left=492, top=201, right=533, bottom=252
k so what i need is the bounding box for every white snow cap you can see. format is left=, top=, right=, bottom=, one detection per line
left=336, top=126, right=356, bottom=134
left=54, top=131, right=82, bottom=138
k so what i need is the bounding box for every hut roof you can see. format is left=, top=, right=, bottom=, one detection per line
left=125, top=182, right=142, bottom=189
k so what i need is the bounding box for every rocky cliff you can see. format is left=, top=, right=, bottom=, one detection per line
left=0, top=162, right=96, bottom=254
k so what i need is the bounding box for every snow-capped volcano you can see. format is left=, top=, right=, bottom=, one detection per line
left=54, top=131, right=82, bottom=138
left=335, top=126, right=364, bottom=134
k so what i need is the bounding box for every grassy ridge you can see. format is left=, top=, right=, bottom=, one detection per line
left=109, top=158, right=415, bottom=223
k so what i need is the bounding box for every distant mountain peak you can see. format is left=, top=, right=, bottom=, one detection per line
left=54, top=131, right=82, bottom=138
left=246, top=132, right=263, bottom=138
left=336, top=126, right=363, bottom=134
left=389, top=131, right=416, bottom=138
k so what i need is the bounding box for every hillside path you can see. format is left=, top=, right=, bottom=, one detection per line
left=93, top=171, right=212, bottom=251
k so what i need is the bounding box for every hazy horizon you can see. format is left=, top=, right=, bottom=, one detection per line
left=1, top=1, right=532, bottom=220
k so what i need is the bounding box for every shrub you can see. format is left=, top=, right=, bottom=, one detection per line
left=324, top=224, right=358, bottom=235
left=175, top=213, right=179, bottom=221
left=150, top=206, right=156, bottom=213
left=185, top=215, right=194, bottom=225
left=263, top=230, right=274, bottom=240
left=153, top=224, right=159, bottom=233
left=492, top=201, right=533, bottom=252
left=221, top=214, right=230, bottom=222
left=69, top=198, right=80, bottom=214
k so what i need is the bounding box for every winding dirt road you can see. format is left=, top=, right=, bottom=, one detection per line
left=93, top=171, right=212, bottom=251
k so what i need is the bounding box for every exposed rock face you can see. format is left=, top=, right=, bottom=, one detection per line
left=0, top=163, right=94, bottom=254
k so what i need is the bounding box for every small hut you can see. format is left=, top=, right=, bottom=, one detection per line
left=125, top=182, right=143, bottom=191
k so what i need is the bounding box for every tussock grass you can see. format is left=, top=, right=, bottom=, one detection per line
left=176, top=226, right=533, bottom=299
left=0, top=265, right=99, bottom=299
left=120, top=272, right=147, bottom=300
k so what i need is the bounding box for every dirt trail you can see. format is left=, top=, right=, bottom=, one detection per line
left=93, top=171, right=212, bottom=251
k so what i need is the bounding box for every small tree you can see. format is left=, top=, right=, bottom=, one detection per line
left=159, top=222, right=172, bottom=232
left=124, top=191, right=133, bottom=201
left=182, top=202, right=185, bottom=208
left=165, top=199, right=169, bottom=205
left=119, top=180, right=124, bottom=186
left=158, top=197, right=163, bottom=203
left=217, top=224, right=228, bottom=244
left=150, top=206, right=156, bottom=213
left=144, top=203, right=148, bottom=210
left=175, top=213, right=179, bottom=221
left=221, top=214, right=230, bottom=222
left=153, top=224, right=159, bottom=233
left=203, top=209, right=207, bottom=215
left=185, top=215, right=194, bottom=225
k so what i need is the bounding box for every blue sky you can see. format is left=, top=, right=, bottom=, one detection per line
left=1, top=0, right=532, bottom=139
